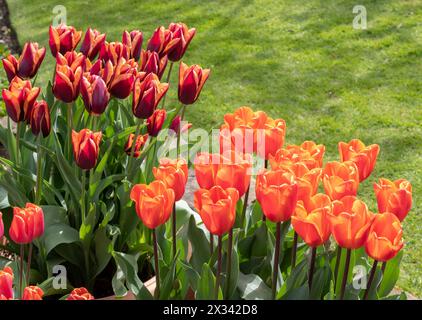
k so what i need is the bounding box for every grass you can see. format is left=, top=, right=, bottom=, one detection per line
left=5, top=0, right=422, bottom=296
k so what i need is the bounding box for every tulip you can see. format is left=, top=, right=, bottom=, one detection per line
left=53, top=52, right=85, bottom=103
left=80, top=28, right=106, bottom=60
left=80, top=74, right=110, bottom=115
left=257, top=117, right=286, bottom=159
left=365, top=212, right=403, bottom=262
left=2, top=42, right=46, bottom=81
left=178, top=62, right=210, bottom=105
left=166, top=23, right=196, bottom=62
left=255, top=170, right=298, bottom=222
left=140, top=50, right=168, bottom=79
left=147, top=26, right=180, bottom=58
left=0, top=212, right=3, bottom=239
left=286, top=162, right=322, bottom=203
left=194, top=151, right=252, bottom=197
left=373, top=178, right=412, bottom=221
left=339, top=139, right=379, bottom=182
left=30, top=100, right=51, bottom=137
left=1, top=77, right=40, bottom=123
left=122, top=30, right=143, bottom=61
left=153, top=158, right=188, bottom=201
left=22, top=286, right=44, bottom=300
left=66, top=287, right=94, bottom=300
left=269, top=141, right=325, bottom=171
left=130, top=180, right=175, bottom=229
left=147, top=109, right=167, bottom=137
left=292, top=193, right=332, bottom=247
left=0, top=266, right=13, bottom=300
left=132, top=73, right=169, bottom=119
left=49, top=24, right=82, bottom=57
left=124, top=133, right=149, bottom=158
left=329, top=196, right=373, bottom=249
left=169, top=115, right=192, bottom=135
left=71, top=129, right=102, bottom=170
left=99, top=41, right=130, bottom=65
left=322, top=161, right=359, bottom=201
left=9, top=203, right=45, bottom=244
left=194, top=186, right=239, bottom=236
left=101, top=58, right=138, bottom=99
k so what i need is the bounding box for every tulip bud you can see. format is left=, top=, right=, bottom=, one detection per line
left=124, top=133, right=149, bottom=158
left=169, top=115, right=192, bottom=135
left=373, top=178, right=412, bottom=221
left=30, top=100, right=51, bottom=137
left=166, top=23, right=196, bottom=62
left=2, top=42, right=46, bottom=82
left=146, top=109, right=167, bottom=137
left=72, top=129, right=102, bottom=170
left=339, top=139, right=379, bottom=182
left=81, top=74, right=110, bottom=115
left=22, top=286, right=44, bottom=300
left=80, top=28, right=106, bottom=60
left=0, top=266, right=13, bottom=300
left=1, top=77, right=40, bottom=123
left=0, top=212, right=4, bottom=239
left=101, top=58, right=137, bottom=99
left=178, top=62, right=210, bottom=105
left=140, top=50, right=168, bottom=79
left=122, top=30, right=143, bottom=61
left=53, top=52, right=84, bottom=103
left=132, top=73, right=169, bottom=119
left=322, top=161, right=359, bottom=201
left=194, top=186, right=239, bottom=236
left=365, top=212, right=403, bottom=262
left=49, top=24, right=82, bottom=57
left=153, top=158, right=189, bottom=201
left=130, top=180, right=175, bottom=229
left=9, top=203, right=45, bottom=244
left=147, top=26, right=179, bottom=58
left=66, top=287, right=94, bottom=300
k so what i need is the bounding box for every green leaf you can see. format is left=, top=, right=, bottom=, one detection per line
left=237, top=272, right=272, bottom=300
left=378, top=252, right=403, bottom=297
left=224, top=247, right=240, bottom=299
left=160, top=252, right=179, bottom=299
left=309, top=264, right=331, bottom=299
left=93, top=226, right=115, bottom=277
left=42, top=224, right=80, bottom=256
left=281, top=284, right=309, bottom=300
left=0, top=185, right=10, bottom=209
left=187, top=215, right=211, bottom=272
left=196, top=263, right=222, bottom=300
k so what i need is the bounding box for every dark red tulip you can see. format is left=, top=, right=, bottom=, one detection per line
left=166, top=23, right=196, bottom=62
left=147, top=26, right=179, bottom=58
left=49, top=24, right=82, bottom=57
left=1, top=77, right=40, bottom=123
left=30, top=100, right=51, bottom=137
left=147, top=109, right=167, bottom=137
left=99, top=41, right=130, bottom=65
left=169, top=115, right=191, bottom=135
left=101, top=58, right=139, bottom=99
left=132, top=73, right=169, bottom=119
left=53, top=52, right=85, bottom=103
left=80, top=28, right=106, bottom=60
left=178, top=62, right=210, bottom=105
left=81, top=74, right=110, bottom=115
left=2, top=42, right=46, bottom=82
left=122, top=30, right=143, bottom=61
left=140, top=50, right=168, bottom=79
left=72, top=129, right=102, bottom=170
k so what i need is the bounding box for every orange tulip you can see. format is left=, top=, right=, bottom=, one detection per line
left=130, top=180, right=175, bottom=229
left=0, top=212, right=3, bottom=239
left=2, top=42, right=46, bottom=81
left=53, top=52, right=85, bottom=103
left=257, top=117, right=286, bottom=159
left=147, top=26, right=180, bottom=58
left=71, top=129, right=102, bottom=170
left=99, top=41, right=130, bottom=65
left=153, top=158, right=188, bottom=201
left=80, top=28, right=106, bottom=60
left=122, top=30, right=143, bottom=61
left=132, top=73, right=169, bottom=119
left=22, top=286, right=44, bottom=300
left=291, top=193, right=332, bottom=247
left=194, top=151, right=252, bottom=197
left=322, top=161, right=359, bottom=201
left=66, top=287, right=94, bottom=300
left=0, top=266, right=13, bottom=300
left=365, top=212, right=403, bottom=262
left=330, top=196, right=373, bottom=249
left=269, top=141, right=325, bottom=171
left=124, top=133, right=149, bottom=158
left=30, top=100, right=51, bottom=137
left=140, top=50, right=168, bottom=79
left=49, top=24, right=82, bottom=57
left=373, top=178, right=412, bottom=221
left=285, top=162, right=322, bottom=203
left=9, top=203, right=45, bottom=244
left=178, top=62, right=210, bottom=105
left=339, top=139, right=379, bottom=182
left=194, top=186, right=239, bottom=236
left=166, top=23, right=196, bottom=62
left=101, top=58, right=139, bottom=99
left=255, top=170, right=298, bottom=222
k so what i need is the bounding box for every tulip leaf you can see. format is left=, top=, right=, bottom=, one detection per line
left=187, top=215, right=211, bottom=272
left=237, top=272, right=272, bottom=300
left=281, top=284, right=309, bottom=300
left=42, top=223, right=81, bottom=256
left=223, top=247, right=240, bottom=299
left=309, top=264, right=332, bottom=299
left=378, top=251, right=403, bottom=298
left=196, top=263, right=223, bottom=300
left=0, top=185, right=10, bottom=209
left=160, top=251, right=179, bottom=300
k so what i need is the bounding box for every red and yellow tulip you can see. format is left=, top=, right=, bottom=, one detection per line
left=71, top=129, right=102, bottom=170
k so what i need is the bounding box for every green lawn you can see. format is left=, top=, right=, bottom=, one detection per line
left=6, top=0, right=422, bottom=296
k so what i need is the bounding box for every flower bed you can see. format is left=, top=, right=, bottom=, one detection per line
left=0, top=22, right=413, bottom=300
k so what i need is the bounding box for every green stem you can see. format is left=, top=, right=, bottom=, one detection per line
left=35, top=135, right=43, bottom=204
left=67, top=103, right=73, bottom=159
left=339, top=248, right=351, bottom=300
left=272, top=222, right=281, bottom=300
left=172, top=203, right=177, bottom=258
left=308, top=247, right=317, bottom=291
left=16, top=121, right=21, bottom=166
left=291, top=231, right=298, bottom=268
left=26, top=243, right=33, bottom=284
left=81, top=170, right=86, bottom=223
left=160, top=61, right=173, bottom=109
left=153, top=228, right=160, bottom=299
left=225, top=229, right=233, bottom=298
left=240, top=185, right=250, bottom=228
left=19, top=244, right=24, bottom=298
left=334, top=246, right=342, bottom=293
left=215, top=235, right=222, bottom=300
left=127, top=118, right=143, bottom=178
left=176, top=104, right=186, bottom=158
left=363, top=260, right=378, bottom=300
left=210, top=233, right=214, bottom=256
